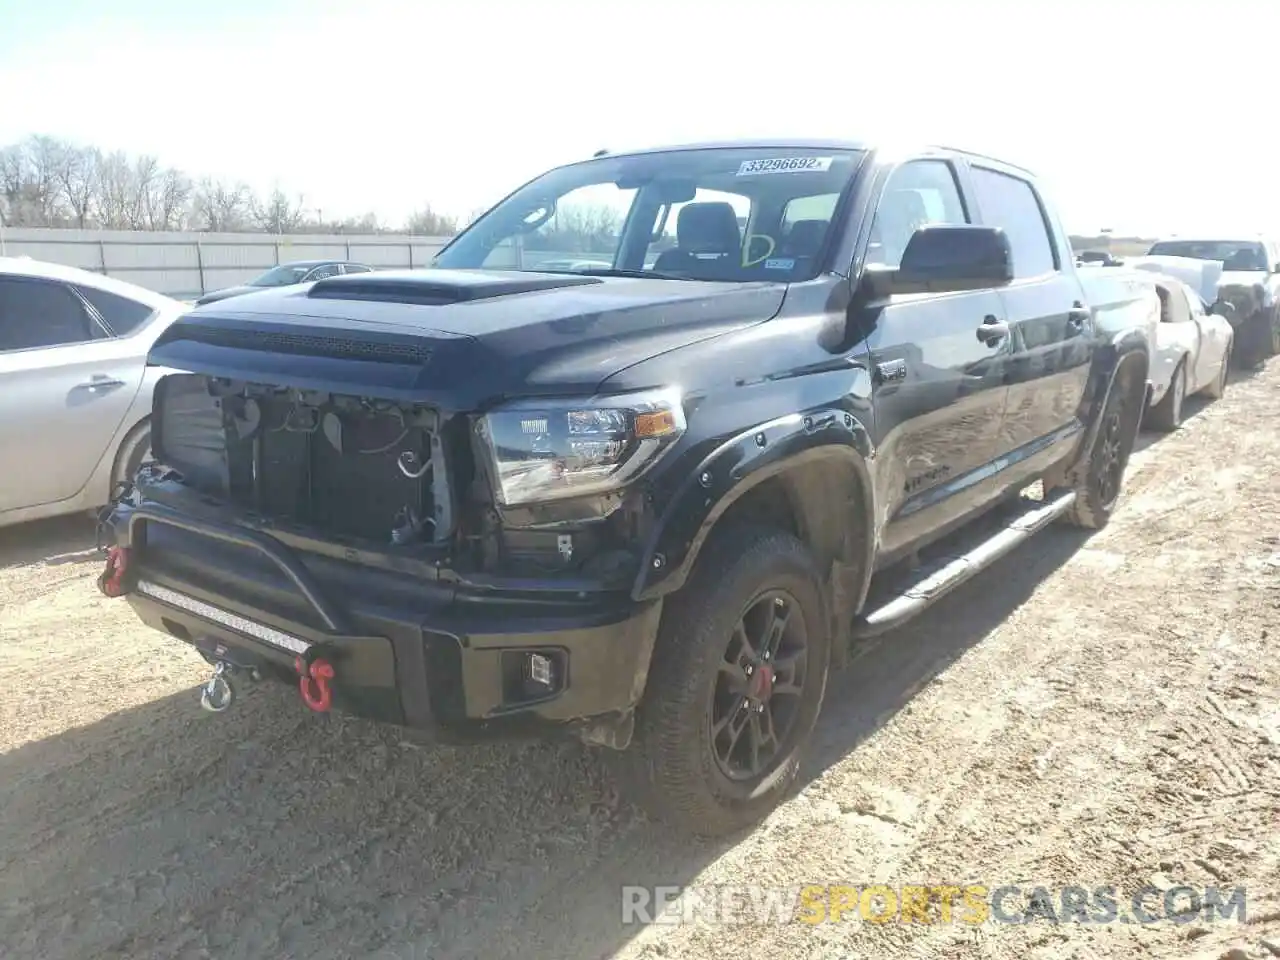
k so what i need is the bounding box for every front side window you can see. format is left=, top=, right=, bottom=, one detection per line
left=434, top=147, right=865, bottom=283
left=0, top=278, right=97, bottom=351
left=865, top=160, right=968, bottom=269
left=305, top=264, right=342, bottom=282
left=970, top=167, right=1058, bottom=279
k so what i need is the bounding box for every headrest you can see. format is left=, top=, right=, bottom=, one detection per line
left=677, top=202, right=742, bottom=254
left=783, top=219, right=828, bottom=257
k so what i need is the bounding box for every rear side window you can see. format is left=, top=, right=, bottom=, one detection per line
left=970, top=168, right=1057, bottom=279
left=343, top=264, right=373, bottom=274
left=0, top=277, right=96, bottom=351
left=74, top=284, right=155, bottom=336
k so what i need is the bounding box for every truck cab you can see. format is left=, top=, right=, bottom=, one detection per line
left=100, top=140, right=1150, bottom=837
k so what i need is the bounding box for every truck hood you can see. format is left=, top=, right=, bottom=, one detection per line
left=148, top=269, right=788, bottom=409
left=1218, top=269, right=1267, bottom=290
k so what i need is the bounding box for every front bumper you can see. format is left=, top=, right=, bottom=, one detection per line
left=101, top=495, right=661, bottom=742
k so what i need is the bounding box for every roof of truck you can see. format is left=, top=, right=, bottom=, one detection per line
left=583, top=139, right=1036, bottom=176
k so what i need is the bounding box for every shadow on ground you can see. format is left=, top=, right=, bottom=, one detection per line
left=0, top=513, right=99, bottom=570
left=0, top=521, right=1092, bottom=960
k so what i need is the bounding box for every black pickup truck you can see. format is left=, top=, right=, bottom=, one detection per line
left=99, top=140, right=1151, bottom=836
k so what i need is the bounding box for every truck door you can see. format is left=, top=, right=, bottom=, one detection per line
left=967, top=165, right=1093, bottom=483
left=860, top=158, right=1011, bottom=561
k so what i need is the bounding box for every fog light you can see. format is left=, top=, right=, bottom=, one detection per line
left=528, top=652, right=554, bottom=687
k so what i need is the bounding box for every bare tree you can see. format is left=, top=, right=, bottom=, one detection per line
left=192, top=178, right=253, bottom=231
left=144, top=167, right=192, bottom=230
left=0, top=138, right=64, bottom=226
left=251, top=186, right=306, bottom=234
left=405, top=204, right=458, bottom=236
left=55, top=144, right=100, bottom=228
left=93, top=151, right=133, bottom=229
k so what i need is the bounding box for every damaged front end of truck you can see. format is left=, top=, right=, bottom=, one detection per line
left=92, top=275, right=715, bottom=745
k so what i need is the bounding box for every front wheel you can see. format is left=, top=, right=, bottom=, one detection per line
left=1060, top=365, right=1143, bottom=531
left=619, top=526, right=831, bottom=837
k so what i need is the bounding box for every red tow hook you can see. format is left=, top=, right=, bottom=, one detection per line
left=97, top=546, right=132, bottom=598
left=295, top=655, right=335, bottom=712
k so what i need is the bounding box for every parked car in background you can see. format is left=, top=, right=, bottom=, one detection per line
left=1077, top=250, right=1122, bottom=266
left=1145, top=236, right=1280, bottom=366
left=99, top=139, right=1151, bottom=837
left=0, top=258, right=188, bottom=529
left=194, top=260, right=375, bottom=306
left=1125, top=256, right=1235, bottom=429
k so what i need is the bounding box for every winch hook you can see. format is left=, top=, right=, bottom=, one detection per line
left=295, top=655, right=335, bottom=712
left=200, top=661, right=236, bottom=713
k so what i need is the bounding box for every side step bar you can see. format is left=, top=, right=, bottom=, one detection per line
left=852, top=490, right=1077, bottom=639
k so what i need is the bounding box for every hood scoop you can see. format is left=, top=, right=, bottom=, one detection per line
left=307, top=269, right=603, bottom=305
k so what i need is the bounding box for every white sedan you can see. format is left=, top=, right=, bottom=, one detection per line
left=0, top=258, right=187, bottom=529
left=1125, top=255, right=1235, bottom=431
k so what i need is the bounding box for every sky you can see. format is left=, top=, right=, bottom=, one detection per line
left=0, top=0, right=1275, bottom=238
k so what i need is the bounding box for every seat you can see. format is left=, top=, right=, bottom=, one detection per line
left=653, top=202, right=742, bottom=274
left=779, top=219, right=828, bottom=259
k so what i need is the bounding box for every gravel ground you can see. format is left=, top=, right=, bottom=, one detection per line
left=1, top=366, right=1278, bottom=960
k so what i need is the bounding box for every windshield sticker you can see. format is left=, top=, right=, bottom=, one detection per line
left=737, top=157, right=834, bottom=177
left=764, top=258, right=796, bottom=271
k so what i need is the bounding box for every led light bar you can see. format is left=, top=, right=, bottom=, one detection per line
left=136, top=580, right=312, bottom=656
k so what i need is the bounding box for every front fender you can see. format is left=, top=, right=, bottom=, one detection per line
left=630, top=406, right=876, bottom=611
left=1079, top=326, right=1150, bottom=456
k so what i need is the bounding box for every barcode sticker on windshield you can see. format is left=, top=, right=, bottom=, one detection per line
left=737, top=157, right=834, bottom=176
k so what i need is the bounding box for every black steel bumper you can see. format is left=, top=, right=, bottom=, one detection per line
left=103, top=498, right=662, bottom=742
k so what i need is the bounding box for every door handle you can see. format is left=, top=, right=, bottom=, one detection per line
left=79, top=376, right=126, bottom=392
left=976, top=315, right=1009, bottom=344
left=1067, top=302, right=1090, bottom=329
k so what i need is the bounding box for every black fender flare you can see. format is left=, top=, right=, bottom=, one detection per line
left=630, top=407, right=877, bottom=657
left=1072, top=328, right=1151, bottom=470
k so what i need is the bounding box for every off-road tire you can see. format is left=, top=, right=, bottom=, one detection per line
left=618, top=525, right=831, bottom=838
left=1145, top=358, right=1186, bottom=432
left=1060, top=367, right=1143, bottom=531
left=1202, top=338, right=1231, bottom=399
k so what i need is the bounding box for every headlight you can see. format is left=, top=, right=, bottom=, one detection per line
left=477, top=388, right=687, bottom=506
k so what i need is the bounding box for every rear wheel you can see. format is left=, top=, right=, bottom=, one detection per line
left=1061, top=366, right=1142, bottom=531
left=1146, top=359, right=1186, bottom=432
left=619, top=525, right=831, bottom=837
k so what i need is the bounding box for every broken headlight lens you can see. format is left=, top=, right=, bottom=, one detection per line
left=478, top=388, right=687, bottom=506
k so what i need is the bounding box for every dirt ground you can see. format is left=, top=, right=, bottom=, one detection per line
left=2, top=368, right=1278, bottom=960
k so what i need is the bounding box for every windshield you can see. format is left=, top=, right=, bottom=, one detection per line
left=1147, top=240, right=1268, bottom=272
left=250, top=264, right=318, bottom=287
left=433, top=147, right=866, bottom=283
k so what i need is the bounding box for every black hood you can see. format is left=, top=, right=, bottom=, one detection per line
left=150, top=269, right=789, bottom=409
left=194, top=285, right=263, bottom=306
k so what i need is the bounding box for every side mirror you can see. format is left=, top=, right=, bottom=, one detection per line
left=1272, top=263, right=1280, bottom=273
left=863, top=224, right=1014, bottom=297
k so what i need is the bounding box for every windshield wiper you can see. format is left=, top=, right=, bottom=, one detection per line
left=565, top=267, right=694, bottom=281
